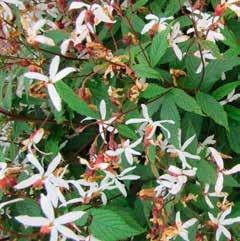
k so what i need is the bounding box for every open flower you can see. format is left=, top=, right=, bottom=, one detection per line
left=82, top=100, right=117, bottom=143
left=69, top=2, right=115, bottom=33
left=126, top=104, right=174, bottom=139
left=174, top=211, right=197, bottom=241
left=155, top=165, right=196, bottom=196
left=167, top=130, right=200, bottom=169
left=168, top=22, right=189, bottom=60
left=24, top=56, right=76, bottom=111
left=106, top=138, right=142, bottom=165
left=194, top=49, right=216, bottom=73
left=21, top=128, right=44, bottom=153
left=103, top=166, right=140, bottom=197
left=15, top=153, right=69, bottom=207
left=203, top=184, right=226, bottom=209
left=141, top=14, right=173, bottom=35
left=16, top=194, right=85, bottom=241
left=209, top=147, right=240, bottom=194
left=208, top=207, right=240, bottom=241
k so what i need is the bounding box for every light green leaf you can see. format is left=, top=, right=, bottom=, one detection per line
left=55, top=81, right=97, bottom=118
left=196, top=92, right=229, bottom=130
left=132, top=64, right=162, bottom=79
left=171, top=88, right=202, bottom=115
left=150, top=29, right=169, bottom=66
left=90, top=208, right=144, bottom=241
left=141, top=84, right=167, bottom=99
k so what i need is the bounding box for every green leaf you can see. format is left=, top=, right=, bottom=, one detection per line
left=55, top=81, right=97, bottom=118
left=212, top=81, right=240, bottom=100
left=225, top=105, right=240, bottom=122
left=150, top=29, right=169, bottom=66
left=226, top=122, right=240, bottom=153
left=11, top=199, right=42, bottom=216
left=196, top=92, right=229, bottom=130
left=171, top=88, right=202, bottom=115
left=202, top=57, right=240, bottom=91
left=141, top=84, right=167, bottom=99
left=132, top=64, right=162, bottom=79
left=196, top=159, right=217, bottom=184
left=118, top=124, right=138, bottom=139
left=3, top=78, right=12, bottom=111
left=90, top=208, right=145, bottom=241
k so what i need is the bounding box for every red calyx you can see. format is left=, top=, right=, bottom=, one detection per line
left=215, top=4, right=226, bottom=16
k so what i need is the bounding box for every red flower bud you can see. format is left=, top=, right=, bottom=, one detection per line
left=215, top=4, right=226, bottom=16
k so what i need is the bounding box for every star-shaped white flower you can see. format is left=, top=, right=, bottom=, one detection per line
left=16, top=194, right=85, bottom=241
left=203, top=184, right=226, bottom=209
left=24, top=56, right=76, bottom=111
left=103, top=166, right=140, bottom=197
left=126, top=104, right=174, bottom=139
left=15, top=153, right=69, bottom=207
left=208, top=207, right=240, bottom=241
left=155, top=165, right=196, bottom=196
left=69, top=2, right=115, bottom=33
left=168, top=22, right=189, bottom=60
left=106, top=137, right=142, bottom=165
left=174, top=211, right=197, bottom=241
left=209, top=147, right=240, bottom=194
left=167, top=130, right=200, bottom=169
left=82, top=100, right=117, bottom=143
left=194, top=49, right=216, bottom=73
left=141, top=14, right=173, bottom=35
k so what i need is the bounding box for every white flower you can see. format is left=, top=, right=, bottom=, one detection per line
left=126, top=104, right=174, bottom=139
left=174, top=211, right=197, bottom=241
left=194, top=49, right=216, bottom=73
left=197, top=135, right=216, bottom=154
left=16, top=194, right=85, bottom=241
left=203, top=184, right=226, bottom=209
left=0, top=162, right=7, bottom=179
left=155, top=165, right=196, bottom=196
left=69, top=2, right=115, bottom=33
left=24, top=56, right=76, bottom=111
left=222, top=0, right=240, bottom=16
left=82, top=100, right=117, bottom=143
left=22, top=19, right=56, bottom=46
left=15, top=153, right=69, bottom=207
left=0, top=198, right=23, bottom=210
left=141, top=14, right=173, bottom=35
left=187, top=13, right=224, bottom=42
left=103, top=166, right=140, bottom=197
left=168, top=22, right=189, bottom=60
left=208, top=207, right=240, bottom=241
left=209, top=147, right=240, bottom=194
left=21, top=128, right=44, bottom=153
left=106, top=138, right=142, bottom=165
left=167, top=130, right=200, bottom=169
left=220, top=89, right=240, bottom=105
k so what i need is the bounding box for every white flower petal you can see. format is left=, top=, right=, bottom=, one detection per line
left=53, top=68, right=76, bottom=82
left=55, top=211, right=85, bottom=225
left=49, top=56, right=60, bottom=79
left=24, top=72, right=48, bottom=82
left=47, top=84, right=62, bottom=111
left=34, top=35, right=55, bottom=46
left=14, top=174, right=41, bottom=189
left=45, top=153, right=62, bottom=176
left=40, top=194, right=55, bottom=221
left=57, top=225, right=79, bottom=241
left=15, top=216, right=49, bottom=227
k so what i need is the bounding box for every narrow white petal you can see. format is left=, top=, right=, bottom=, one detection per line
left=209, top=147, right=224, bottom=170
left=182, top=218, right=197, bottom=228
left=24, top=72, right=48, bottom=82
left=55, top=211, right=85, bottom=225
left=215, top=173, right=224, bottom=194
left=53, top=68, right=76, bottom=82
left=47, top=84, right=62, bottom=111
left=100, top=100, right=106, bottom=120
left=15, top=216, right=49, bottom=227
left=45, top=153, right=62, bottom=176
left=223, top=164, right=240, bottom=175
left=40, top=194, right=55, bottom=221
left=14, top=174, right=41, bottom=189
left=49, top=56, right=60, bottom=79
left=57, top=225, right=79, bottom=241
left=34, top=35, right=55, bottom=46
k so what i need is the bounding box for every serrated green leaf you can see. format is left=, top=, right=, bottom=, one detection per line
left=171, top=88, right=202, bottom=115
left=150, top=29, right=169, bottom=66
left=118, top=124, right=138, bottom=139
left=55, top=81, right=97, bottom=118
left=196, top=92, right=229, bottom=130
left=212, top=81, right=240, bottom=100
left=90, top=208, right=144, bottom=241
left=141, top=83, right=167, bottom=99
left=132, top=65, right=162, bottom=79
left=196, top=159, right=217, bottom=184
